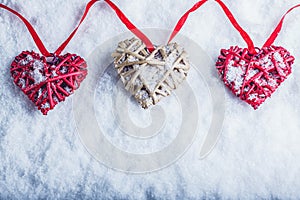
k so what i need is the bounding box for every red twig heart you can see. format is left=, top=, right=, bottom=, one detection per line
left=216, top=46, right=294, bottom=109
left=11, top=51, right=88, bottom=115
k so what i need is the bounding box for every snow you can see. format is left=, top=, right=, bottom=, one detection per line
left=226, top=60, right=245, bottom=92
left=1, top=0, right=300, bottom=199
left=32, top=60, right=46, bottom=83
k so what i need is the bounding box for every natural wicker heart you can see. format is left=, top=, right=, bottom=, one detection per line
left=11, top=51, right=88, bottom=115
left=216, top=45, right=295, bottom=109
left=112, top=37, right=190, bottom=108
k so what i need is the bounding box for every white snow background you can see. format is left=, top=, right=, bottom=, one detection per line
left=1, top=0, right=300, bottom=199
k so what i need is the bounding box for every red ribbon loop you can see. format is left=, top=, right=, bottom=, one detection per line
left=264, top=4, right=300, bottom=48
left=168, top=0, right=208, bottom=43
left=105, top=0, right=208, bottom=52
left=104, top=0, right=155, bottom=52
left=0, top=4, right=51, bottom=56
left=55, top=0, right=99, bottom=55
left=0, top=0, right=99, bottom=56
left=214, top=0, right=257, bottom=54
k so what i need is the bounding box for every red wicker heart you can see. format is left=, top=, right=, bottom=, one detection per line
left=216, top=46, right=295, bottom=109
left=10, top=51, right=88, bottom=115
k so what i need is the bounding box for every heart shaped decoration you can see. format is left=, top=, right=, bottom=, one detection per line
left=11, top=51, right=88, bottom=115
left=112, top=37, right=190, bottom=108
left=216, top=45, right=295, bottom=109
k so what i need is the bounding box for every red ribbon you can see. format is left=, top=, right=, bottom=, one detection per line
left=214, top=0, right=257, bottom=54
left=0, top=0, right=99, bottom=57
left=104, top=0, right=209, bottom=52
left=104, top=0, right=155, bottom=52
left=0, top=4, right=51, bottom=56
left=168, top=0, right=208, bottom=43
left=55, top=0, right=99, bottom=55
left=3, top=0, right=298, bottom=56
left=264, top=4, right=300, bottom=48
left=215, top=0, right=300, bottom=53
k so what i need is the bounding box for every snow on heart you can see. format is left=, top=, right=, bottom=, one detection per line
left=112, top=37, right=190, bottom=108
left=10, top=51, right=88, bottom=115
left=216, top=46, right=295, bottom=109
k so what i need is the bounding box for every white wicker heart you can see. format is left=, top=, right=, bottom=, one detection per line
left=112, top=37, right=190, bottom=108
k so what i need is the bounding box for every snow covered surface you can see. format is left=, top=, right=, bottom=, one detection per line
left=1, top=0, right=300, bottom=199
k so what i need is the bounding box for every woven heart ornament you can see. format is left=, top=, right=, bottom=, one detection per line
left=112, top=38, right=189, bottom=108
left=105, top=0, right=207, bottom=108
left=214, top=0, right=299, bottom=109
left=0, top=0, right=98, bottom=114
left=11, top=51, right=87, bottom=114
left=216, top=46, right=294, bottom=109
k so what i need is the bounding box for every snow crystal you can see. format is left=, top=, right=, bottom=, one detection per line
left=268, top=78, right=277, bottom=87
left=32, top=69, right=47, bottom=84
left=127, top=56, right=138, bottom=62
left=245, top=68, right=259, bottom=81
left=53, top=96, right=59, bottom=103
left=226, top=62, right=245, bottom=92
left=18, top=78, right=25, bottom=89
left=37, top=88, right=42, bottom=98
left=273, top=52, right=283, bottom=63
left=20, top=59, right=28, bottom=66
left=139, top=64, right=166, bottom=92
left=273, top=52, right=286, bottom=69
left=51, top=70, right=58, bottom=77
left=26, top=55, right=33, bottom=62
left=136, top=89, right=150, bottom=100
left=248, top=93, right=258, bottom=101
left=32, top=61, right=46, bottom=84
left=60, top=66, right=68, bottom=74
left=125, top=76, right=131, bottom=81
left=259, top=55, right=273, bottom=69
left=130, top=43, right=139, bottom=52
left=239, top=60, right=246, bottom=65
left=164, top=52, right=177, bottom=70
left=64, top=86, right=72, bottom=93
left=165, top=46, right=171, bottom=54
left=41, top=102, right=50, bottom=109
left=33, top=60, right=44, bottom=70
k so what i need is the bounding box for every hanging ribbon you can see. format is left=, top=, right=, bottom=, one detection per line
left=264, top=4, right=300, bottom=47
left=168, top=0, right=208, bottom=43
left=104, top=0, right=155, bottom=52
left=55, top=0, right=99, bottom=55
left=0, top=4, right=51, bottom=56
left=0, top=0, right=99, bottom=57
left=104, top=0, right=209, bottom=52
left=214, top=0, right=256, bottom=54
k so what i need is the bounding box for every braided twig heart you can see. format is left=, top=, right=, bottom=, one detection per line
left=216, top=46, right=294, bottom=109
left=11, top=51, right=87, bottom=115
left=0, top=1, right=100, bottom=114
left=112, top=38, right=190, bottom=108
